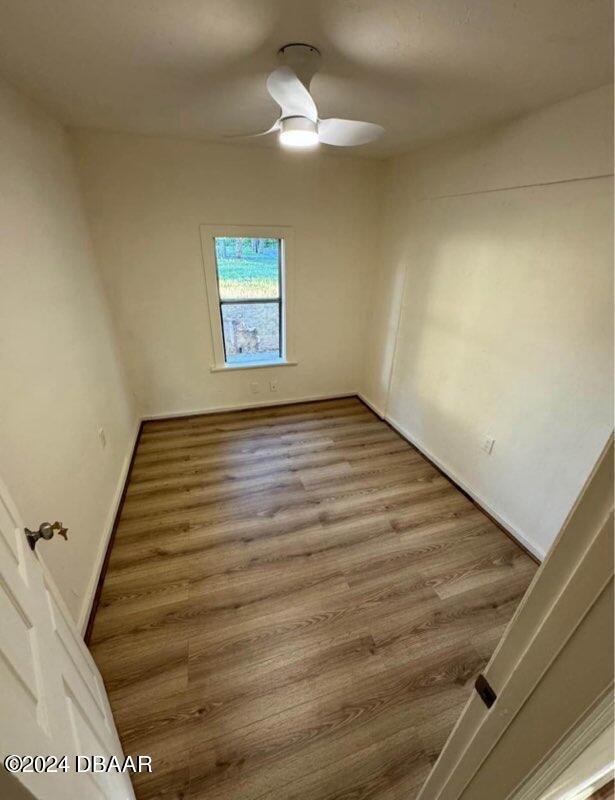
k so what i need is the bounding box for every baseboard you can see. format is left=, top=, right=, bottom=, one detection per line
left=141, top=392, right=357, bottom=421
left=357, top=393, right=543, bottom=562
left=357, top=391, right=386, bottom=420
left=79, top=419, right=143, bottom=638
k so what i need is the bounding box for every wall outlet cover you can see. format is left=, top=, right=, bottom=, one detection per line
left=270, top=380, right=279, bottom=392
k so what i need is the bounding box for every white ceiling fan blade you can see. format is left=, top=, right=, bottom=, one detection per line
left=223, top=120, right=280, bottom=139
left=266, top=66, right=318, bottom=123
left=318, top=118, right=384, bottom=146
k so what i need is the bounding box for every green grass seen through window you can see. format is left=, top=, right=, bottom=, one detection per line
left=214, top=238, right=280, bottom=300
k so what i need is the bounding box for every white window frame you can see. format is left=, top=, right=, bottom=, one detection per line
left=200, top=224, right=296, bottom=372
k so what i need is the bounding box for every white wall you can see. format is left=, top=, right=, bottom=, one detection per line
left=0, top=77, right=137, bottom=625
left=71, top=130, right=382, bottom=417
left=362, top=85, right=614, bottom=559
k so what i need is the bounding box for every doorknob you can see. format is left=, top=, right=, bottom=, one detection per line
left=24, top=521, right=68, bottom=551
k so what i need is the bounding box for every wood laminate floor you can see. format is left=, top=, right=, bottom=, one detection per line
left=89, top=397, right=537, bottom=800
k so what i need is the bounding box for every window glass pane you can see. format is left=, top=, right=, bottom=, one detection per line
left=214, top=237, right=280, bottom=300
left=221, top=302, right=281, bottom=364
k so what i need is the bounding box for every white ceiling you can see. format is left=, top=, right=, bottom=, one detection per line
left=0, top=0, right=612, bottom=157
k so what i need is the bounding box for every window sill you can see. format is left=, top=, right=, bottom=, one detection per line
left=210, top=360, right=298, bottom=373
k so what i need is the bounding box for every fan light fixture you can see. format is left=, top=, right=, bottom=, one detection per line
left=278, top=117, right=319, bottom=148
left=225, top=45, right=385, bottom=149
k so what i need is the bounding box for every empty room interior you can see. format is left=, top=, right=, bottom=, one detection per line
left=0, top=2, right=614, bottom=800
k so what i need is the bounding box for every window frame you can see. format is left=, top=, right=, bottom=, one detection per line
left=200, top=225, right=296, bottom=372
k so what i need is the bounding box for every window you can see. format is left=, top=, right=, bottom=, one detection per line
left=200, top=226, right=295, bottom=371
left=216, top=237, right=282, bottom=365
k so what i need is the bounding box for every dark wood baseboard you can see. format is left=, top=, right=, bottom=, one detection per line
left=84, top=421, right=144, bottom=643
left=356, top=397, right=541, bottom=565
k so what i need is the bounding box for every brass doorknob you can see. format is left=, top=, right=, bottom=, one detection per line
left=25, top=521, right=68, bottom=551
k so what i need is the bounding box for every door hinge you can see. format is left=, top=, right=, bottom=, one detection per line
left=475, top=674, right=497, bottom=709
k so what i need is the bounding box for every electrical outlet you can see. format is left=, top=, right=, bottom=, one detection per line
left=481, top=436, right=495, bottom=455
left=98, top=427, right=107, bottom=449
left=269, top=380, right=279, bottom=393
left=250, top=382, right=260, bottom=394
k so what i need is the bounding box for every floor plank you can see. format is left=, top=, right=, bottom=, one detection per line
left=89, top=397, right=537, bottom=800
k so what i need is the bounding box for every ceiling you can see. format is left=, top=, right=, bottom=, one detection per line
left=0, top=0, right=612, bottom=157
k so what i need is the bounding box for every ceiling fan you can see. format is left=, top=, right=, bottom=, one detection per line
left=231, top=44, right=385, bottom=149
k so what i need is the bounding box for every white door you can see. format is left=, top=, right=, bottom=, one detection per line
left=0, top=474, right=135, bottom=800
left=415, top=439, right=614, bottom=800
